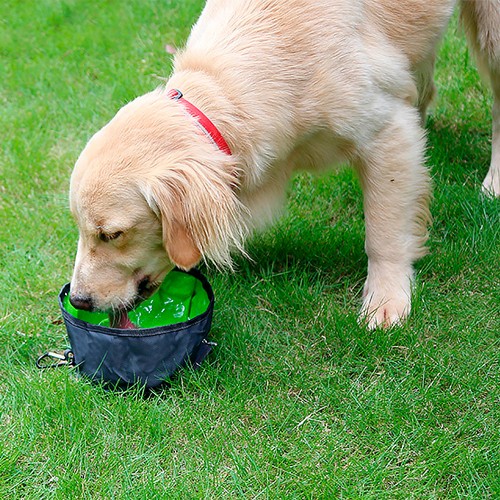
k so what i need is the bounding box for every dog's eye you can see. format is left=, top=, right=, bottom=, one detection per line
left=98, top=231, right=123, bottom=243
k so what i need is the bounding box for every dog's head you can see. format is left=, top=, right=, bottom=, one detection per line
left=69, top=90, right=245, bottom=313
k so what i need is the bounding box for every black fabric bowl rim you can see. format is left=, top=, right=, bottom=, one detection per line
left=58, top=268, right=214, bottom=337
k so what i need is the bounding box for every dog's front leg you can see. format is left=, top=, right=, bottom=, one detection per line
left=355, top=105, right=431, bottom=329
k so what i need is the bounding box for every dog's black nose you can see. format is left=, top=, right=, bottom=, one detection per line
left=69, top=294, right=94, bottom=312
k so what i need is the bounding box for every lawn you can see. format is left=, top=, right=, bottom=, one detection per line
left=0, top=1, right=499, bottom=498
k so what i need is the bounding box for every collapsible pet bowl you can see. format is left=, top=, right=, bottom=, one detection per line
left=57, top=269, right=215, bottom=388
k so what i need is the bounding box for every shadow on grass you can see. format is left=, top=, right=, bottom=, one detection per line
left=231, top=220, right=367, bottom=291
left=419, top=115, right=499, bottom=284
left=426, top=114, right=491, bottom=187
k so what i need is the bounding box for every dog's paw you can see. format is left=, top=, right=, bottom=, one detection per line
left=482, top=168, right=500, bottom=198
left=360, top=294, right=410, bottom=329
left=360, top=267, right=413, bottom=329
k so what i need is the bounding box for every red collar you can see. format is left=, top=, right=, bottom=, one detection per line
left=167, top=89, right=232, bottom=155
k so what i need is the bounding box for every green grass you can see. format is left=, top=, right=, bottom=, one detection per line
left=1, top=1, right=499, bottom=498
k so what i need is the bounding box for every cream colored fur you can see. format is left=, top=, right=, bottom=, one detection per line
left=460, top=0, right=500, bottom=196
left=69, top=0, right=500, bottom=328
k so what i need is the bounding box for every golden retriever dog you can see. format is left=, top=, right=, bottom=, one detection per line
left=69, top=0, right=500, bottom=329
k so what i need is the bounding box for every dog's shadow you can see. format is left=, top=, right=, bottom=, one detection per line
left=425, top=114, right=497, bottom=237
left=238, top=224, right=367, bottom=286
left=426, top=114, right=492, bottom=186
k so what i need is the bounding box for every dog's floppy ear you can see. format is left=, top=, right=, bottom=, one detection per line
left=143, top=183, right=202, bottom=270
left=164, top=211, right=202, bottom=271
left=141, top=162, right=247, bottom=271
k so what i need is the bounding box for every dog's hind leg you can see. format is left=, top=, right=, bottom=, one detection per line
left=460, top=0, right=500, bottom=196
left=484, top=72, right=500, bottom=196
left=355, top=104, right=431, bottom=329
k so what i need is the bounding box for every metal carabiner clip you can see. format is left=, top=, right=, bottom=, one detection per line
left=36, top=349, right=74, bottom=369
